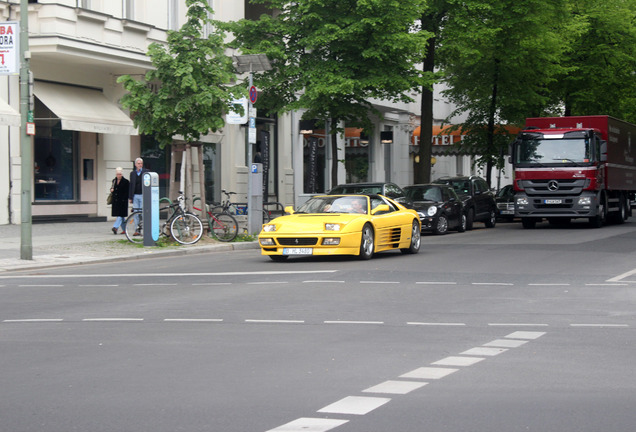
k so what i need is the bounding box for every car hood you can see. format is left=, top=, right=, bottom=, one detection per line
left=261, top=213, right=366, bottom=234
left=411, top=201, right=442, bottom=212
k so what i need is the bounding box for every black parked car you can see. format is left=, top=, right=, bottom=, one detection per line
left=328, top=182, right=413, bottom=207
left=495, top=184, right=515, bottom=221
left=433, top=175, right=497, bottom=230
left=404, top=184, right=466, bottom=235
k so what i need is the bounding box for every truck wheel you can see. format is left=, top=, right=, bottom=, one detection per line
left=589, top=193, right=607, bottom=228
left=617, top=194, right=628, bottom=224
left=521, top=218, right=536, bottom=229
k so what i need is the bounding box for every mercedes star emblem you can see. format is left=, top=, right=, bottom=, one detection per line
left=547, top=180, right=559, bottom=191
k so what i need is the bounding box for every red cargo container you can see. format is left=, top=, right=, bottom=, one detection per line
left=510, top=115, right=636, bottom=228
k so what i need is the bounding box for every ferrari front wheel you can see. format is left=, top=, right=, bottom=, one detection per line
left=401, top=220, right=421, bottom=254
left=359, top=224, right=374, bottom=260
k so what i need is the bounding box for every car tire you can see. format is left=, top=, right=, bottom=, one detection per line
left=485, top=209, right=496, bottom=228
left=401, top=220, right=421, bottom=254
left=433, top=215, right=448, bottom=235
left=359, top=224, right=374, bottom=260
left=457, top=213, right=466, bottom=232
left=269, top=255, right=289, bottom=262
left=465, top=208, right=474, bottom=230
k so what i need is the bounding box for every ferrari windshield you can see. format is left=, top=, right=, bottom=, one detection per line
left=515, top=138, right=591, bottom=165
left=296, top=196, right=369, bottom=215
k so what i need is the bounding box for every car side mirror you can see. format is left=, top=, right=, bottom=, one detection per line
left=371, top=204, right=390, bottom=215
left=284, top=206, right=295, bottom=215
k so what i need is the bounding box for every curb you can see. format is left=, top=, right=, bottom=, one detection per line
left=0, top=241, right=261, bottom=273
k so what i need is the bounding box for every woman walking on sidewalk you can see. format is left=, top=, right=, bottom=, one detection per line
left=110, top=167, right=129, bottom=234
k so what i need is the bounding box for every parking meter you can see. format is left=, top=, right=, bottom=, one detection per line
left=249, top=163, right=263, bottom=233
left=142, top=172, right=160, bottom=246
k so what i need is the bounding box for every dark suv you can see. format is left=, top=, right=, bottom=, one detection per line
left=328, top=182, right=413, bottom=207
left=433, top=176, right=497, bottom=230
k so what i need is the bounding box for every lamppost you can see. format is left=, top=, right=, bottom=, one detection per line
left=233, top=54, right=271, bottom=234
left=20, top=0, right=32, bottom=260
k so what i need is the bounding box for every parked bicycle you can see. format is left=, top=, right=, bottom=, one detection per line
left=192, top=198, right=239, bottom=242
left=124, top=192, right=203, bottom=245
left=210, top=189, right=282, bottom=223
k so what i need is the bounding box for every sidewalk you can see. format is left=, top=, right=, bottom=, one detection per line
left=0, top=221, right=259, bottom=272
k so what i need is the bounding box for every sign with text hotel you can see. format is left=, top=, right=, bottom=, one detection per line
left=0, top=22, right=19, bottom=75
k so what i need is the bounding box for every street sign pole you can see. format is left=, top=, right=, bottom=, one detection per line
left=247, top=70, right=254, bottom=234
left=19, top=0, right=32, bottom=260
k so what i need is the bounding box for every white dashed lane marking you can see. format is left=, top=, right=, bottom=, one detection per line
left=400, top=367, right=459, bottom=380
left=317, top=396, right=392, bottom=415
left=483, top=339, right=528, bottom=348
left=245, top=319, right=305, bottom=324
left=265, top=418, right=348, bottom=432
left=266, top=331, right=548, bottom=432
left=408, top=321, right=466, bottom=326
left=432, top=356, right=485, bottom=367
left=506, top=331, right=546, bottom=339
left=362, top=380, right=428, bottom=395
left=460, top=347, right=508, bottom=356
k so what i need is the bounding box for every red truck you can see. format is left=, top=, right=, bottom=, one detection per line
left=510, top=115, right=636, bottom=228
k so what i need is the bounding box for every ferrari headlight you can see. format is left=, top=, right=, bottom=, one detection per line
left=322, top=238, right=340, bottom=245
left=325, top=223, right=341, bottom=231
left=260, top=238, right=275, bottom=246
left=262, top=224, right=277, bottom=232
left=427, top=207, right=437, bottom=216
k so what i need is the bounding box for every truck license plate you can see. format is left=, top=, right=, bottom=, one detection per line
left=544, top=199, right=562, bottom=204
left=283, top=247, right=313, bottom=255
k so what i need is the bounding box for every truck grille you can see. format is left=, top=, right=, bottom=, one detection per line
left=521, top=179, right=587, bottom=195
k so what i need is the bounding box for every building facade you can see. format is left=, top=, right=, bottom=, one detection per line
left=0, top=0, right=497, bottom=226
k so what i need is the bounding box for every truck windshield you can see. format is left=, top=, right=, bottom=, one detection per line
left=515, top=138, right=591, bottom=165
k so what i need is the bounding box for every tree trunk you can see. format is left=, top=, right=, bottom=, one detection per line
left=485, top=60, right=500, bottom=187
left=415, top=14, right=436, bottom=184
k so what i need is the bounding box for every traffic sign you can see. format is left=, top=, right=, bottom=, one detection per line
left=249, top=85, right=258, bottom=104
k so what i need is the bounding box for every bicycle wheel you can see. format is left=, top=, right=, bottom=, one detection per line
left=124, top=211, right=143, bottom=244
left=170, top=212, right=203, bottom=245
left=211, top=213, right=239, bottom=242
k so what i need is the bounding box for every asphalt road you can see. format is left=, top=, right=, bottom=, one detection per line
left=1, top=220, right=635, bottom=432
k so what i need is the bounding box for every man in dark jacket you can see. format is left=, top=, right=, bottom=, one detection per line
left=128, top=157, right=149, bottom=235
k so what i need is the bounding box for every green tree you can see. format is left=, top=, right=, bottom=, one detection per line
left=225, top=0, right=432, bottom=186
left=414, top=1, right=447, bottom=184
left=559, top=0, right=636, bottom=123
left=117, top=0, right=242, bottom=206
left=437, top=0, right=571, bottom=185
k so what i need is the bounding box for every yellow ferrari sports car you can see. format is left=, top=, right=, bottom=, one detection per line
left=259, top=194, right=421, bottom=261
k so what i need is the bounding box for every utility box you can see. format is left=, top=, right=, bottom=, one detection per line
left=142, top=172, right=160, bottom=246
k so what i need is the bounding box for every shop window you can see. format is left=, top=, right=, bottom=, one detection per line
left=203, top=144, right=219, bottom=203
left=34, top=125, right=77, bottom=201
left=345, top=133, right=369, bottom=183
left=303, top=135, right=326, bottom=194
